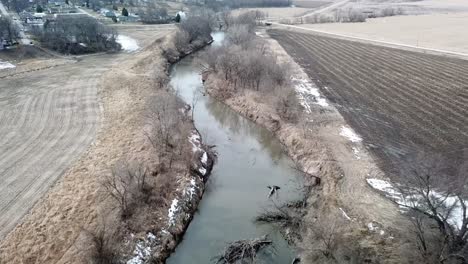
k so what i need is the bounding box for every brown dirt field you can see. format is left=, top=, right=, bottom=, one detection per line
left=269, top=28, right=468, bottom=176
left=0, top=27, right=179, bottom=263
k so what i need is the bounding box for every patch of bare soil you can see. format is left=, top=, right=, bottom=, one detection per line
left=0, top=31, right=213, bottom=263
left=204, top=31, right=413, bottom=262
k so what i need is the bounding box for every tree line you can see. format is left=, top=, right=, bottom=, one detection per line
left=33, top=16, right=120, bottom=54
left=0, top=17, right=19, bottom=45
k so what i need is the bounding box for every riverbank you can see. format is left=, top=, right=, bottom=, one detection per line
left=203, top=31, right=412, bottom=262
left=0, top=31, right=215, bottom=263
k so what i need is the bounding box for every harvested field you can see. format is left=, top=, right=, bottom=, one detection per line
left=296, top=13, right=468, bottom=55
left=269, top=29, right=468, bottom=174
left=0, top=25, right=171, bottom=247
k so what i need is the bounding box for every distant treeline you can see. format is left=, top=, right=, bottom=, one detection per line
left=204, top=0, right=291, bottom=9
left=228, top=0, right=291, bottom=7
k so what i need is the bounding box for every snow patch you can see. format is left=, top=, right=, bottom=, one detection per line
left=199, top=167, right=207, bottom=175
left=201, top=152, right=208, bottom=165
left=117, top=35, right=139, bottom=52
left=0, top=60, right=15, bottom=70
left=340, top=126, right=362, bottom=143
left=292, top=77, right=329, bottom=111
left=188, top=133, right=202, bottom=153
left=167, top=198, right=179, bottom=226
left=183, top=178, right=197, bottom=198
left=339, top=207, right=352, bottom=221
left=126, top=232, right=156, bottom=264
left=367, top=178, right=466, bottom=230
left=352, top=147, right=361, bottom=160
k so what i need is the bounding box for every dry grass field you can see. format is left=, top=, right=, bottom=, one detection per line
left=269, top=29, right=468, bottom=174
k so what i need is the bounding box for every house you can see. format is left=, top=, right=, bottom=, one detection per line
left=19, top=11, right=34, bottom=23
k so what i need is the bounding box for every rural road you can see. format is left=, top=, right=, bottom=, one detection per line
left=0, top=54, right=117, bottom=239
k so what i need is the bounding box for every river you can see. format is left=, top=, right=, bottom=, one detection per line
left=167, top=32, right=303, bottom=263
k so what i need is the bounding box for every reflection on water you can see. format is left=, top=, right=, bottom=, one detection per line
left=167, top=33, right=302, bottom=264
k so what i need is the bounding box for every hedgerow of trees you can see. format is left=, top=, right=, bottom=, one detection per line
left=170, top=15, right=213, bottom=57
left=0, top=16, right=19, bottom=44
left=201, top=11, right=299, bottom=122
left=35, top=16, right=120, bottom=54
left=138, top=3, right=169, bottom=24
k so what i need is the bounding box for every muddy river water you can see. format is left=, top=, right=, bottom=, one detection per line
left=167, top=32, right=303, bottom=263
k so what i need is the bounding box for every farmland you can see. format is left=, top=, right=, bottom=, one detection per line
left=269, top=29, right=468, bottom=174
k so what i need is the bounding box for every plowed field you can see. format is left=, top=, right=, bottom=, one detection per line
left=269, top=29, right=468, bottom=173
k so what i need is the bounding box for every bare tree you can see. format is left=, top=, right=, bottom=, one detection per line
left=310, top=212, right=347, bottom=260
left=394, top=152, right=468, bottom=263
left=84, top=223, right=119, bottom=264
left=139, top=4, right=169, bottom=24
left=226, top=24, right=254, bottom=47
left=102, top=161, right=150, bottom=218
left=177, top=16, right=212, bottom=43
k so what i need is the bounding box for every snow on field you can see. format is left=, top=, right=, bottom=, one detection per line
left=367, top=178, right=466, bottom=230
left=292, top=77, right=329, bottom=112
left=0, top=60, right=15, bottom=70
left=117, top=35, right=139, bottom=52
left=340, top=126, right=362, bottom=142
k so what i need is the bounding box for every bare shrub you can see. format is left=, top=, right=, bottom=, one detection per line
left=215, top=236, right=273, bottom=264
left=139, top=4, right=169, bottom=24
left=393, top=152, right=468, bottom=263
left=173, top=30, right=190, bottom=53
left=380, top=7, right=404, bottom=17
left=256, top=201, right=305, bottom=241
left=102, top=161, right=150, bottom=218
left=147, top=93, right=183, bottom=162
left=84, top=224, right=119, bottom=264
left=274, top=88, right=301, bottom=123
left=346, top=8, right=366, bottom=23
left=226, top=24, right=254, bottom=47
left=310, top=212, right=347, bottom=260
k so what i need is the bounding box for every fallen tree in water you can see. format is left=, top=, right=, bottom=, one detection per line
left=215, top=236, right=272, bottom=264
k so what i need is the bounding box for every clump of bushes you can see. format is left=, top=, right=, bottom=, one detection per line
left=166, top=15, right=213, bottom=60
left=201, top=12, right=301, bottom=123
left=35, top=16, right=120, bottom=54
left=0, top=17, right=19, bottom=46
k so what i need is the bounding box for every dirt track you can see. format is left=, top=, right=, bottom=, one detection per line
left=269, top=29, right=468, bottom=174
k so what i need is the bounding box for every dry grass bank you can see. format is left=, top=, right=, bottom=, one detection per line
left=0, top=30, right=213, bottom=264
